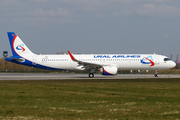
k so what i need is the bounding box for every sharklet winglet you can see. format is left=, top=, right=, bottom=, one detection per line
left=68, top=51, right=76, bottom=61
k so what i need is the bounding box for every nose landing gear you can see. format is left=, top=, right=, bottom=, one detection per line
left=154, top=70, right=158, bottom=77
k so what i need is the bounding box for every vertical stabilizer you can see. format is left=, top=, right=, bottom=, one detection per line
left=7, top=32, right=34, bottom=57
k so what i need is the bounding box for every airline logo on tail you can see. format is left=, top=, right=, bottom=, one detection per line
left=141, top=56, right=155, bottom=66
left=16, top=44, right=25, bottom=52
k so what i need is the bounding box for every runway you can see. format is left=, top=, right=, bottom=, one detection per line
left=0, top=73, right=180, bottom=80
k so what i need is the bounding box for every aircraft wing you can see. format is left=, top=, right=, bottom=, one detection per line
left=68, top=51, right=105, bottom=70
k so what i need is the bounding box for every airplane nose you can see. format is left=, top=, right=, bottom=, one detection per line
left=171, top=61, right=176, bottom=68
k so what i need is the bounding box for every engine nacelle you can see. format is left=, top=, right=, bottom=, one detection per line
left=99, top=66, right=118, bottom=75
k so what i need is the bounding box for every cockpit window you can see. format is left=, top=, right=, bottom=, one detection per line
left=164, top=58, right=171, bottom=61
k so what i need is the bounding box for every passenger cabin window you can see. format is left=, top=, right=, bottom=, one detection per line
left=164, top=58, right=171, bottom=61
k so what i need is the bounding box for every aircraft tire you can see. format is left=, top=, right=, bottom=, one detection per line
left=89, top=73, right=94, bottom=78
left=154, top=74, right=158, bottom=77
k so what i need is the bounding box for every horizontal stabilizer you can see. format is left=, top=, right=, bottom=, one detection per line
left=6, top=56, right=25, bottom=62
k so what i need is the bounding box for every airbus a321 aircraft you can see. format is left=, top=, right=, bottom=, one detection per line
left=5, top=32, right=176, bottom=78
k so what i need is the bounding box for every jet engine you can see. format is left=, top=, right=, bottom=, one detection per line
left=99, top=66, right=118, bottom=75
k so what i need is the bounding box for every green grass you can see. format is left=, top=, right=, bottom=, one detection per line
left=0, top=79, right=180, bottom=119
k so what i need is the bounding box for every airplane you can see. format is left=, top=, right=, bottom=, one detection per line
left=5, top=32, right=176, bottom=78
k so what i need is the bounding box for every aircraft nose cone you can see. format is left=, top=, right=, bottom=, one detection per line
left=172, top=62, right=176, bottom=68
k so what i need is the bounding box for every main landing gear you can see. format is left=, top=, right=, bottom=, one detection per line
left=89, top=73, right=94, bottom=78
left=89, top=68, right=95, bottom=78
left=154, top=70, right=158, bottom=77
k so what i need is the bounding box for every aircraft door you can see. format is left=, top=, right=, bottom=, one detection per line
left=154, top=54, right=160, bottom=65
left=32, top=56, right=37, bottom=65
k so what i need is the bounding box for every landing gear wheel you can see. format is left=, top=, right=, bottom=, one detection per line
left=154, top=70, right=158, bottom=77
left=89, top=73, right=94, bottom=78
left=154, top=74, right=158, bottom=77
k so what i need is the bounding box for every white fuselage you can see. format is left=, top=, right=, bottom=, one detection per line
left=22, top=53, right=175, bottom=71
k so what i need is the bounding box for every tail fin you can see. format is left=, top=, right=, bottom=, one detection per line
left=7, top=32, right=34, bottom=57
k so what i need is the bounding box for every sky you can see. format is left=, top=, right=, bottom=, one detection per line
left=0, top=0, right=180, bottom=60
